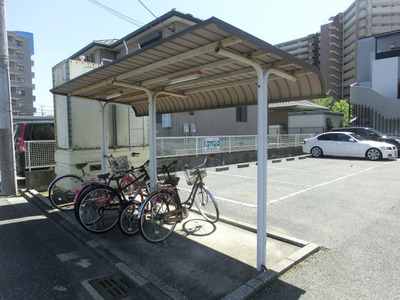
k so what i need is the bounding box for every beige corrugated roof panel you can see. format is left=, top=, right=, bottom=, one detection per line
left=51, top=13, right=326, bottom=116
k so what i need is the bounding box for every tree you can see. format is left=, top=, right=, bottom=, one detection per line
left=312, top=95, right=353, bottom=127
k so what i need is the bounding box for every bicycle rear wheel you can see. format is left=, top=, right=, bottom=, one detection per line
left=48, top=174, right=85, bottom=211
left=193, top=185, right=219, bottom=223
left=76, top=186, right=121, bottom=233
left=139, top=190, right=179, bottom=243
left=118, top=201, right=141, bottom=236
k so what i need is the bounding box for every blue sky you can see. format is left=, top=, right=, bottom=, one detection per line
left=6, top=0, right=354, bottom=115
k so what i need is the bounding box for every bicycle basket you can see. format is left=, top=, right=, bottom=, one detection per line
left=111, top=155, right=130, bottom=174
left=184, top=168, right=207, bottom=185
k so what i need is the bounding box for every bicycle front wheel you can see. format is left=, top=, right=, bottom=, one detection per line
left=48, top=174, right=85, bottom=211
left=139, top=190, right=179, bottom=243
left=118, top=201, right=141, bottom=236
left=76, top=186, right=121, bottom=233
left=193, top=185, right=219, bottom=223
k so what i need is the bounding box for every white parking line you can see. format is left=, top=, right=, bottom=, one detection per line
left=208, top=170, right=312, bottom=187
left=0, top=215, right=47, bottom=226
left=268, top=162, right=391, bottom=204
left=178, top=186, right=257, bottom=208
left=207, top=171, right=256, bottom=180
left=180, top=160, right=397, bottom=209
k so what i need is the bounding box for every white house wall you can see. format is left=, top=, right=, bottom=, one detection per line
left=289, top=114, right=326, bottom=128
left=52, top=59, right=149, bottom=176
left=156, top=106, right=258, bottom=136
left=372, top=56, right=400, bottom=99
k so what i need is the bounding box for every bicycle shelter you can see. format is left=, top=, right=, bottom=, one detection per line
left=50, top=11, right=325, bottom=271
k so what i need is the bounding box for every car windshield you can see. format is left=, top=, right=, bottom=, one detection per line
left=368, top=128, right=386, bottom=136
left=349, top=133, right=367, bottom=141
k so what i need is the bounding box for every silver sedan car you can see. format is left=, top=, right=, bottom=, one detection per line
left=303, top=132, right=398, bottom=161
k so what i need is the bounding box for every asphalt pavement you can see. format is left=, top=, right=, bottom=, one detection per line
left=1, top=186, right=318, bottom=299
left=0, top=195, right=148, bottom=299
left=4, top=155, right=398, bottom=299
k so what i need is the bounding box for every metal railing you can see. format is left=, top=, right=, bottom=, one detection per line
left=24, top=141, right=56, bottom=171
left=156, top=134, right=313, bottom=158
left=20, top=134, right=314, bottom=170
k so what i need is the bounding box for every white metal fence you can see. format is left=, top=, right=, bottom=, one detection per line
left=156, top=134, right=313, bottom=158
left=21, top=134, right=313, bottom=170
left=24, top=141, right=56, bottom=171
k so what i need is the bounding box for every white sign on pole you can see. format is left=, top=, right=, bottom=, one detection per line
left=203, top=137, right=220, bottom=153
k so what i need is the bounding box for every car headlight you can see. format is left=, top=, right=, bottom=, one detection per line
left=380, top=146, right=395, bottom=150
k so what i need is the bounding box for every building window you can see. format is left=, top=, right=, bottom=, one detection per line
left=16, top=52, right=24, bottom=59
left=16, top=40, right=23, bottom=47
left=156, top=114, right=162, bottom=123
left=17, top=65, right=24, bottom=71
left=17, top=89, right=25, bottom=96
left=17, top=77, right=25, bottom=83
left=236, top=106, right=248, bottom=122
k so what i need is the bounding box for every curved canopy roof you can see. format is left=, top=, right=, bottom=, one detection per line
left=51, top=14, right=325, bottom=116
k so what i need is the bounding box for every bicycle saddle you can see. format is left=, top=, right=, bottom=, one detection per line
left=97, top=173, right=110, bottom=180
left=164, top=177, right=180, bottom=186
left=75, top=163, right=88, bottom=170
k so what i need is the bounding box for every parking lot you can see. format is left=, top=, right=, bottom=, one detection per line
left=181, top=155, right=400, bottom=299
left=177, top=155, right=399, bottom=230
left=13, top=154, right=400, bottom=298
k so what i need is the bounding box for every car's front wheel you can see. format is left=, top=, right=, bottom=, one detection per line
left=311, top=146, right=323, bottom=158
left=366, top=148, right=382, bottom=161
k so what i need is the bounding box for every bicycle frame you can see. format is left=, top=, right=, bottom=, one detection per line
left=76, top=159, right=150, bottom=201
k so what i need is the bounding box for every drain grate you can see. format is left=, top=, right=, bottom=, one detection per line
left=88, top=275, right=135, bottom=300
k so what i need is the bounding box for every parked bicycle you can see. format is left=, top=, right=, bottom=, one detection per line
left=137, top=156, right=219, bottom=243
left=74, top=159, right=150, bottom=233
left=47, top=153, right=139, bottom=211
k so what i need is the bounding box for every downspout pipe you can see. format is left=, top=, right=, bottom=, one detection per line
left=215, top=47, right=296, bottom=271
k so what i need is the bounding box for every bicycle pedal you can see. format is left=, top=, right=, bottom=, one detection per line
left=182, top=207, right=189, bottom=219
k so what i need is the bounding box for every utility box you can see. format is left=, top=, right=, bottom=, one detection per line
left=52, top=60, right=149, bottom=176
left=269, top=125, right=284, bottom=134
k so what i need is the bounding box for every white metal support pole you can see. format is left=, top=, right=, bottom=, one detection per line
left=215, top=47, right=267, bottom=270
left=256, top=71, right=268, bottom=271
left=215, top=46, right=297, bottom=271
left=148, top=93, right=157, bottom=190
left=111, top=82, right=186, bottom=190
left=259, top=69, right=297, bottom=270
left=100, top=102, right=108, bottom=172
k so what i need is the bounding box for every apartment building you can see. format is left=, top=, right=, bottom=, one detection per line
left=8, top=31, right=36, bottom=116
left=350, top=30, right=400, bottom=132
left=159, top=0, right=400, bottom=136
left=276, top=0, right=400, bottom=101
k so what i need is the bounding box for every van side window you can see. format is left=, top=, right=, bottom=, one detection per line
left=30, top=124, right=55, bottom=140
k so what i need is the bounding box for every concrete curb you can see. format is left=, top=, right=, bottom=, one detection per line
left=22, top=189, right=319, bottom=300
left=223, top=243, right=320, bottom=300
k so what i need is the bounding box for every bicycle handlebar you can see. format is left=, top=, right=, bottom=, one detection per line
left=183, top=155, right=214, bottom=170
left=103, top=152, right=140, bottom=159
left=160, top=160, right=178, bottom=172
